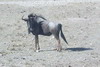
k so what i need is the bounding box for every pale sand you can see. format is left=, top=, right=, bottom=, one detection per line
left=0, top=1, right=100, bottom=67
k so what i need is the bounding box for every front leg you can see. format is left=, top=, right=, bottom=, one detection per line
left=35, top=35, right=40, bottom=52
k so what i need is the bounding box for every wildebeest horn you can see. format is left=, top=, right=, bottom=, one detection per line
left=22, top=15, right=28, bottom=21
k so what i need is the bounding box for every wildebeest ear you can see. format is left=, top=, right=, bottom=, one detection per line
left=22, top=19, right=28, bottom=22
left=22, top=15, right=28, bottom=22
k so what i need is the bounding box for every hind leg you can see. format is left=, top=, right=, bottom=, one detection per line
left=54, top=34, right=62, bottom=52
left=50, top=24, right=62, bottom=52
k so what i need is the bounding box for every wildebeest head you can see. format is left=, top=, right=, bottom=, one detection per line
left=22, top=14, right=38, bottom=34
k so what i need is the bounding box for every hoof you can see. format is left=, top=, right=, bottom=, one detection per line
left=57, top=47, right=62, bottom=52
left=54, top=48, right=62, bottom=52
left=57, top=49, right=62, bottom=52
left=36, top=50, right=40, bottom=52
left=34, top=49, right=40, bottom=52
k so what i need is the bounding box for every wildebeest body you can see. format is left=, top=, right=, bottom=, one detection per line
left=22, top=14, right=68, bottom=52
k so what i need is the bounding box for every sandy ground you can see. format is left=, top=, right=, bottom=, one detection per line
left=0, top=0, right=100, bottom=67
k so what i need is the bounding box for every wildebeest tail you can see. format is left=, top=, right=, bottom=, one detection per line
left=58, top=24, right=68, bottom=44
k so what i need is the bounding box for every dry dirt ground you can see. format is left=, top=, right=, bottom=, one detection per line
left=0, top=1, right=100, bottom=67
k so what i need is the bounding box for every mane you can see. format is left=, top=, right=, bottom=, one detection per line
left=37, top=15, right=47, bottom=20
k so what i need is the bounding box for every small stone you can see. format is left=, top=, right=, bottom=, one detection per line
left=22, top=57, right=26, bottom=60
left=69, top=65, right=72, bottom=67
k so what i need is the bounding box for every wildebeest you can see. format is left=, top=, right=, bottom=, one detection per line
left=22, top=13, right=68, bottom=52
